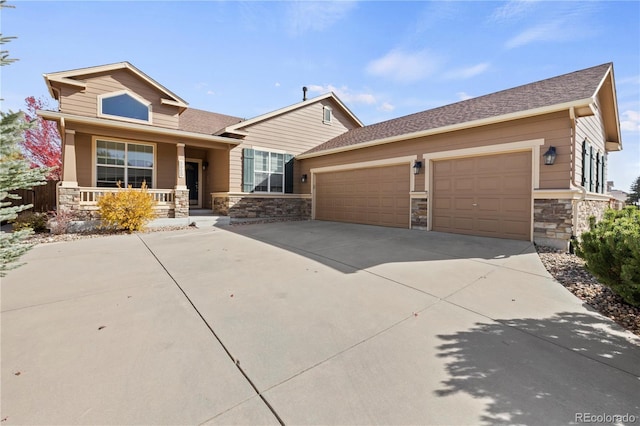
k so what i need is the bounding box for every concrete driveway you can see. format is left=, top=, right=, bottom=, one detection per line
left=2, top=221, right=639, bottom=425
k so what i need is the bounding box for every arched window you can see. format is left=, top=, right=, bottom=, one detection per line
left=99, top=91, right=151, bottom=122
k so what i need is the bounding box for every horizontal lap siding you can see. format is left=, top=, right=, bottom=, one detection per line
left=299, top=111, right=572, bottom=193
left=575, top=99, right=607, bottom=188
left=230, top=99, right=359, bottom=192
left=59, top=70, right=179, bottom=129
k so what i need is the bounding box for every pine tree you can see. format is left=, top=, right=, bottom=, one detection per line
left=0, top=112, right=50, bottom=276
left=0, top=1, right=51, bottom=276
left=629, top=176, right=640, bottom=206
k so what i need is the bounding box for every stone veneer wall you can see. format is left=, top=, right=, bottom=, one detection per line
left=411, top=197, right=428, bottom=229
left=533, top=199, right=573, bottom=249
left=575, top=199, right=609, bottom=237
left=214, top=195, right=311, bottom=221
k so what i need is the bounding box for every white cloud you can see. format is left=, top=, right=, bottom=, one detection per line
left=456, top=92, right=473, bottom=101
left=621, top=110, right=640, bottom=132
left=378, top=102, right=395, bottom=112
left=366, top=49, right=442, bottom=83
left=490, top=0, right=538, bottom=22
left=287, top=1, right=356, bottom=35
left=445, top=63, right=490, bottom=80
left=307, top=84, right=376, bottom=105
left=275, top=82, right=281, bottom=87
left=206, top=90, right=215, bottom=96
left=505, top=20, right=566, bottom=49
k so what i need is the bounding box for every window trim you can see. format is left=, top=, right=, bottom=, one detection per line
left=97, top=90, right=153, bottom=124
left=92, top=136, right=157, bottom=188
left=323, top=106, right=333, bottom=124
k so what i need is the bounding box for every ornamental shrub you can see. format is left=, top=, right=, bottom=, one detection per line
left=97, top=182, right=156, bottom=233
left=576, top=207, right=640, bottom=306
left=13, top=211, right=48, bottom=233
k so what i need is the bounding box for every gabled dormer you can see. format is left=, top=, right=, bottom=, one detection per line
left=43, top=62, right=188, bottom=129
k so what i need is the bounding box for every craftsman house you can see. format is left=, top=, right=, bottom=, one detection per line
left=39, top=62, right=622, bottom=249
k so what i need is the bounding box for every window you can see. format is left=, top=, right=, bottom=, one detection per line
left=96, top=140, right=154, bottom=188
left=243, top=148, right=293, bottom=193
left=323, top=106, right=332, bottom=124
left=99, top=92, right=150, bottom=122
left=580, top=139, right=606, bottom=194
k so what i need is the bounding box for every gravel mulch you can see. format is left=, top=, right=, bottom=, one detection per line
left=536, top=245, right=640, bottom=337
left=23, top=225, right=195, bottom=244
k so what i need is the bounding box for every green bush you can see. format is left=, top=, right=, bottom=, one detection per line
left=576, top=207, right=640, bottom=306
left=97, top=182, right=156, bottom=233
left=13, top=211, right=48, bottom=233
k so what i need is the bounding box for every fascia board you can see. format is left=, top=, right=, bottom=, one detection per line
left=296, top=98, right=594, bottom=160
left=37, top=110, right=241, bottom=146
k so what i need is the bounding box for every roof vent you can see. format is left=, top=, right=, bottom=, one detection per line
left=303, top=86, right=308, bottom=101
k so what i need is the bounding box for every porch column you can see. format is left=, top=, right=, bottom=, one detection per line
left=176, top=143, right=187, bottom=190
left=61, top=129, right=78, bottom=187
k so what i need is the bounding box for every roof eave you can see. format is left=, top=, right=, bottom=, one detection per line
left=296, top=98, right=594, bottom=160
left=37, top=110, right=241, bottom=146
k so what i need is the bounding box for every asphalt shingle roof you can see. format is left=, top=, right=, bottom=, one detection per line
left=178, top=108, right=243, bottom=135
left=303, top=63, right=611, bottom=155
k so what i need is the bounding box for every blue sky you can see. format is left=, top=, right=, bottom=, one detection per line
left=1, top=1, right=638, bottom=191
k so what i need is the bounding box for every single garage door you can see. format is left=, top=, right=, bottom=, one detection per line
left=315, top=165, right=410, bottom=228
left=432, top=151, right=532, bottom=240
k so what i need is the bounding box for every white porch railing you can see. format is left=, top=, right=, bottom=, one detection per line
left=79, top=187, right=175, bottom=206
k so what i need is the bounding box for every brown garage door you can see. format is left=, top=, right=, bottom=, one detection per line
left=432, top=151, right=532, bottom=240
left=315, top=165, right=410, bottom=228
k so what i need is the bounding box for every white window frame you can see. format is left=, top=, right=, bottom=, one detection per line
left=253, top=149, right=285, bottom=194
left=92, top=137, right=157, bottom=188
left=97, top=90, right=153, bottom=124
left=323, top=106, right=333, bottom=124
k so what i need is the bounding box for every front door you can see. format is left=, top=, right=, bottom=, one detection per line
left=185, top=160, right=200, bottom=207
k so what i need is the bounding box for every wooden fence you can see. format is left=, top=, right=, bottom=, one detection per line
left=9, top=180, right=59, bottom=213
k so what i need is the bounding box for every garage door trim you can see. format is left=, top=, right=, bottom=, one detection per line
left=423, top=139, right=544, bottom=241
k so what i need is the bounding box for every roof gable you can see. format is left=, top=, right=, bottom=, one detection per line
left=300, top=63, right=618, bottom=157
left=223, top=92, right=363, bottom=135
left=43, top=62, right=188, bottom=109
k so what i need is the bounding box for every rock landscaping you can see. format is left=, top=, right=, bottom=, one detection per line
left=537, top=245, right=640, bottom=337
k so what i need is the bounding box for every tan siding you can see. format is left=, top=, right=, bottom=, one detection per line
left=75, top=133, right=93, bottom=187
left=229, top=99, right=359, bottom=193
left=57, top=70, right=180, bottom=129
left=575, top=98, right=607, bottom=188
left=299, top=111, right=573, bottom=193
left=210, top=149, right=230, bottom=192
left=156, top=143, right=176, bottom=189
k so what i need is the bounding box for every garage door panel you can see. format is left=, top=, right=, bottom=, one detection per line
left=315, top=165, right=410, bottom=228
left=433, top=151, right=531, bottom=240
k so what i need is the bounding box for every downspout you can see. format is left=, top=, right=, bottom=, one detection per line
left=568, top=106, right=586, bottom=253
left=56, top=117, right=66, bottom=213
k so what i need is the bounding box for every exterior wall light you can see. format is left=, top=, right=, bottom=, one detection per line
left=202, top=161, right=209, bottom=171
left=301, top=174, right=308, bottom=183
left=413, top=160, right=423, bottom=175
left=543, top=146, right=557, bottom=165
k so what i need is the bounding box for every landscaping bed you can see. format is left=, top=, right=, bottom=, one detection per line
left=537, top=245, right=640, bottom=337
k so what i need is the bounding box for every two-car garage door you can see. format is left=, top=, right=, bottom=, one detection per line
left=313, top=151, right=532, bottom=240
left=432, top=151, right=532, bottom=240
left=315, top=164, right=410, bottom=228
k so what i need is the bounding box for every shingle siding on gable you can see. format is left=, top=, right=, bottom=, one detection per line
left=58, top=69, right=180, bottom=129
left=229, top=99, right=357, bottom=192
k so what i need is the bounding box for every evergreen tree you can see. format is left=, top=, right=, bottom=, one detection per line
left=0, top=1, right=51, bottom=276
left=629, top=176, right=640, bottom=206
left=0, top=112, right=50, bottom=276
